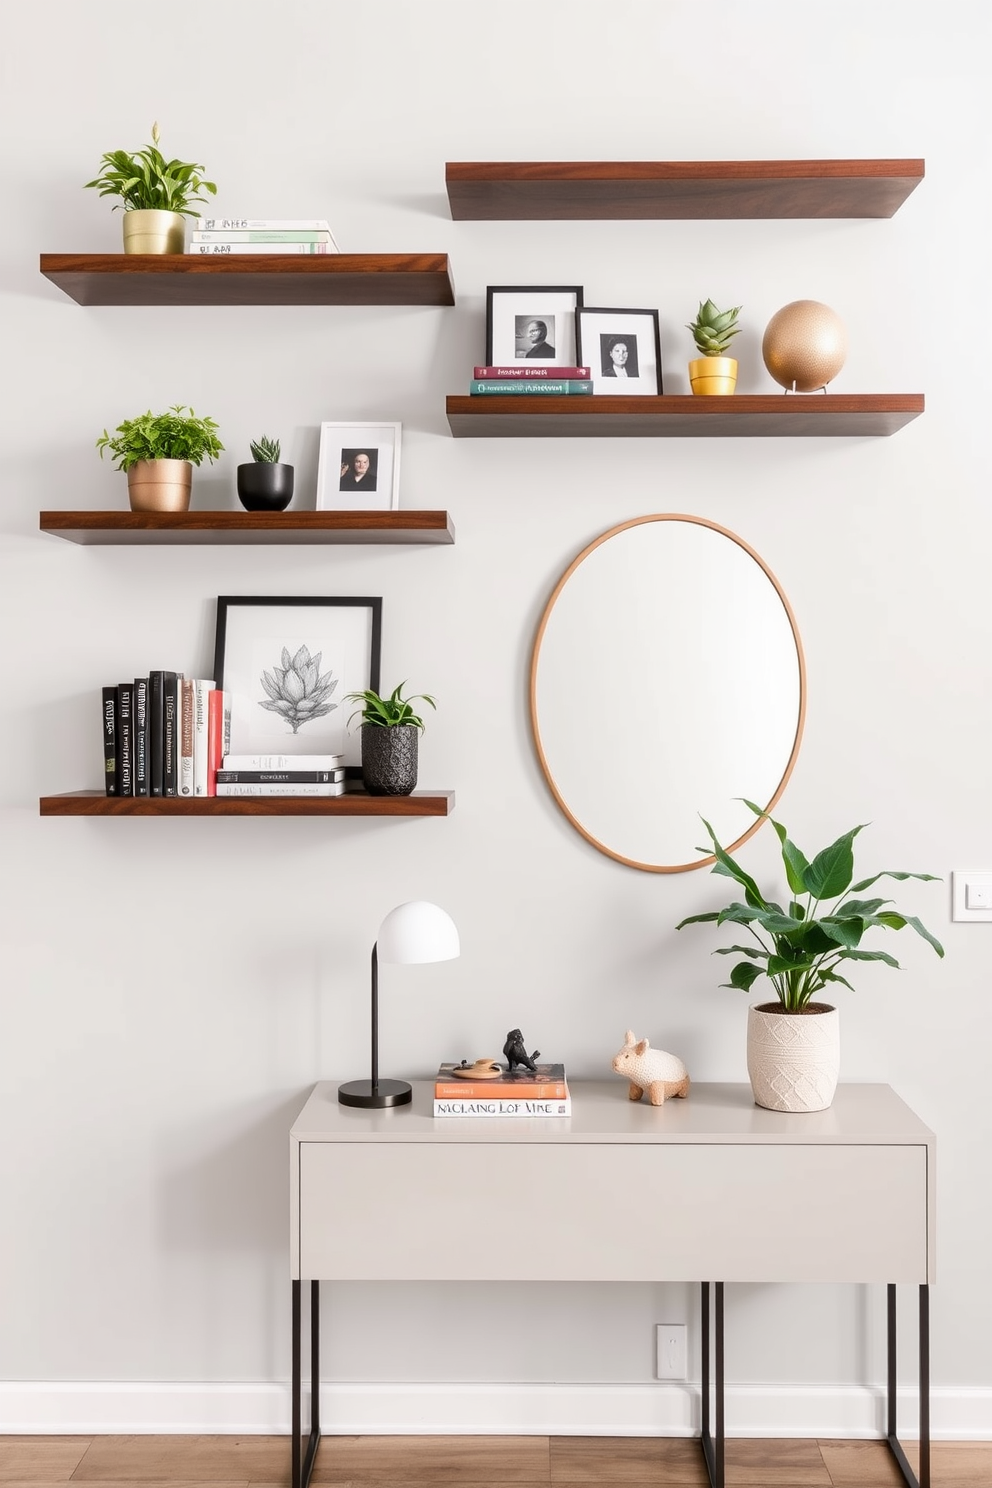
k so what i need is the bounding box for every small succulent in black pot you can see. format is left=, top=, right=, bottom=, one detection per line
left=346, top=682, right=436, bottom=795
left=237, top=434, right=294, bottom=512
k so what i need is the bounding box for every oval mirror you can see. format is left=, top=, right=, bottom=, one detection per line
left=529, top=514, right=806, bottom=873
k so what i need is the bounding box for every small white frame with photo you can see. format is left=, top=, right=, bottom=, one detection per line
left=316, top=421, right=401, bottom=511
left=485, top=285, right=584, bottom=369
left=576, top=307, right=663, bottom=396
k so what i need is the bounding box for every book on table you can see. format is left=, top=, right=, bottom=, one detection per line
left=434, top=1062, right=568, bottom=1100
left=433, top=1096, right=572, bottom=1118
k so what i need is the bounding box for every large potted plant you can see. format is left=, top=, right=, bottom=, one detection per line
left=676, top=803, right=944, bottom=1112
left=346, top=682, right=436, bottom=796
left=96, top=405, right=223, bottom=512
left=84, top=122, right=217, bottom=254
left=237, top=435, right=294, bottom=512
left=686, top=297, right=742, bottom=395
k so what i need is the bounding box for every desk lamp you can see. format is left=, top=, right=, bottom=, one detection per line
left=337, top=900, right=459, bottom=1109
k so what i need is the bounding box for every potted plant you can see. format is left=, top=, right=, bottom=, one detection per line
left=686, top=298, right=742, bottom=395
left=84, top=121, right=217, bottom=254
left=236, top=436, right=294, bottom=512
left=676, top=802, right=944, bottom=1112
left=346, top=682, right=436, bottom=796
left=96, top=405, right=223, bottom=512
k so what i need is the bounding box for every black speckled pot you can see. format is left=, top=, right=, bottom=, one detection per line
left=236, top=462, right=294, bottom=512
left=361, top=725, right=418, bottom=796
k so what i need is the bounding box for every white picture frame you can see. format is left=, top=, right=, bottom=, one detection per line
left=485, top=285, right=584, bottom=369
left=316, top=421, right=401, bottom=511
left=575, top=306, right=663, bottom=395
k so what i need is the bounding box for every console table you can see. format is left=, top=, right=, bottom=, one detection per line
left=290, top=1081, right=934, bottom=1488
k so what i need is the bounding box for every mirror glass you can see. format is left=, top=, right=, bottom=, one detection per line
left=530, top=515, right=805, bottom=873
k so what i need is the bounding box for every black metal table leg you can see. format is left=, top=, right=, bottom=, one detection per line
left=292, top=1279, right=322, bottom=1488
left=886, top=1283, right=930, bottom=1488
left=700, top=1281, right=725, bottom=1488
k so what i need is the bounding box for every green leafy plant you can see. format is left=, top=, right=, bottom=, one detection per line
left=687, top=298, right=742, bottom=357
left=676, top=802, right=944, bottom=1011
left=249, top=435, right=281, bottom=463
left=84, top=121, right=217, bottom=216
left=346, top=682, right=437, bottom=732
left=96, top=406, right=223, bottom=472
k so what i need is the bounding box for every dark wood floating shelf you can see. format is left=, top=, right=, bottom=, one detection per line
left=445, top=394, right=924, bottom=439
left=39, top=510, right=455, bottom=546
left=39, top=253, right=455, bottom=307
left=39, top=790, right=454, bottom=818
left=445, top=159, right=925, bottom=220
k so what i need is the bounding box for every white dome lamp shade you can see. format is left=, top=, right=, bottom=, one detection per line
left=338, top=901, right=460, bottom=1109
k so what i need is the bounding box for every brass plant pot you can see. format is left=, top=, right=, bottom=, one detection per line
left=689, top=356, right=738, bottom=396
left=122, top=209, right=186, bottom=255
left=126, top=459, right=193, bottom=513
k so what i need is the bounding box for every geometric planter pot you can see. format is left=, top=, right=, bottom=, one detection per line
left=360, top=724, right=419, bottom=796
left=746, top=1002, right=840, bottom=1113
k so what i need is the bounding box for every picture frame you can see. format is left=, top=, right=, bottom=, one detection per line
left=316, top=421, right=401, bottom=512
left=575, top=307, right=663, bottom=395
left=213, top=596, right=382, bottom=768
left=485, top=285, right=584, bottom=368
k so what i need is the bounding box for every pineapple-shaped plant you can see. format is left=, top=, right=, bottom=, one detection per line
left=687, top=298, right=742, bottom=396
left=249, top=434, right=281, bottom=463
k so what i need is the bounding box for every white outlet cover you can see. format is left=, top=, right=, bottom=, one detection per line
left=952, top=872, right=992, bottom=922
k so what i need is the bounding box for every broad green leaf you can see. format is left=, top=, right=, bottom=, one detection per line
left=819, top=915, right=865, bottom=949
left=698, top=816, right=767, bottom=908
left=754, top=911, right=808, bottom=936
left=840, top=948, right=901, bottom=968
left=802, top=825, right=866, bottom=899
left=818, top=968, right=857, bottom=992
left=716, top=903, right=767, bottom=926
left=675, top=911, right=721, bottom=929
left=767, top=954, right=816, bottom=976
left=713, top=945, right=770, bottom=958
left=901, top=915, right=945, bottom=957
left=835, top=897, right=892, bottom=918
left=789, top=900, right=806, bottom=920
left=742, top=798, right=811, bottom=893
left=849, top=870, right=942, bottom=893
left=724, top=961, right=763, bottom=991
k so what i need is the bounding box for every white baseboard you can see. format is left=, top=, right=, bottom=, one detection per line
left=2, top=1381, right=990, bottom=1439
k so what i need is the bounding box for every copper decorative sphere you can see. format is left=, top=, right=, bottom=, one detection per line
left=762, top=300, right=847, bottom=392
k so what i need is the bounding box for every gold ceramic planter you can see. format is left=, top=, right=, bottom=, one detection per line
left=689, top=356, right=738, bottom=395
left=126, top=459, right=192, bottom=512
left=122, top=209, right=186, bottom=255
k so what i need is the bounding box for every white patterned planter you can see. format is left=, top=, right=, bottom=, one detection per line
left=746, top=1002, right=840, bottom=1112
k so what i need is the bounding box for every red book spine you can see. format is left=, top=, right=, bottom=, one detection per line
left=473, top=365, right=590, bottom=379
left=206, top=689, right=225, bottom=797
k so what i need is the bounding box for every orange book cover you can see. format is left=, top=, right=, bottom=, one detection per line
left=434, top=1062, right=568, bottom=1099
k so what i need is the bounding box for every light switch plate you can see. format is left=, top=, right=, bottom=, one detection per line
left=952, top=872, right=992, bottom=922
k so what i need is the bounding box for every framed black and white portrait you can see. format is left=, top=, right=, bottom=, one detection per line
left=316, top=421, right=401, bottom=512
left=576, top=307, right=663, bottom=395
left=213, top=596, right=382, bottom=768
left=485, top=286, right=584, bottom=369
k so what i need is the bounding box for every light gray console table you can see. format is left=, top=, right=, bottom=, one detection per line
left=290, top=1081, right=934, bottom=1488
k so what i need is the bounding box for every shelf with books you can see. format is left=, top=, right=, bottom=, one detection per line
left=39, top=253, right=456, bottom=306
left=39, top=510, right=456, bottom=546
left=445, top=159, right=925, bottom=220
left=38, top=789, right=455, bottom=818
left=445, top=393, right=924, bottom=439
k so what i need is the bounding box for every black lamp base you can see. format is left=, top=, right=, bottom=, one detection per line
left=337, top=1078, right=412, bottom=1109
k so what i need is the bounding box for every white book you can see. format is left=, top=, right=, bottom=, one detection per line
left=432, top=1099, right=572, bottom=1118
left=190, top=229, right=338, bottom=245
left=199, top=217, right=333, bottom=231
left=186, top=242, right=333, bottom=255
left=192, top=680, right=215, bottom=796
left=215, top=782, right=347, bottom=797
left=223, top=753, right=344, bottom=770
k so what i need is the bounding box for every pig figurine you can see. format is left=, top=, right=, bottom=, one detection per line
left=611, top=1030, right=690, bottom=1106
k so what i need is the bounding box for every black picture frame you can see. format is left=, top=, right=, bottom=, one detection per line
left=214, top=596, right=382, bottom=769
left=485, top=285, right=585, bottom=368
left=575, top=306, right=663, bottom=395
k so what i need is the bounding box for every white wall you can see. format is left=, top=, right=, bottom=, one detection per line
left=1, top=0, right=990, bottom=1439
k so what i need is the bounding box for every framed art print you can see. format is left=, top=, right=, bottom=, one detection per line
left=213, top=596, right=382, bottom=768
left=575, top=307, right=663, bottom=395
left=316, top=422, right=401, bottom=512
left=485, top=285, right=584, bottom=369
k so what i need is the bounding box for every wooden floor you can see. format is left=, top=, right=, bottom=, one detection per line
left=1, top=1435, right=990, bottom=1488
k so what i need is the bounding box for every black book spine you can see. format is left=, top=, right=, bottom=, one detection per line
left=116, top=682, right=134, bottom=797
left=149, top=670, right=165, bottom=796
left=132, top=677, right=149, bottom=797
left=101, top=686, right=118, bottom=796
left=163, top=671, right=179, bottom=797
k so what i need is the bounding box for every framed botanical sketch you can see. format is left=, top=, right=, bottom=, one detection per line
left=575, top=307, right=663, bottom=395
left=485, top=285, right=584, bottom=368
left=213, top=596, right=382, bottom=768
left=316, top=422, right=401, bottom=512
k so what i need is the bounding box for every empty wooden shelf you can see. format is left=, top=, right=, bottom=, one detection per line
left=39, top=253, right=455, bottom=306
left=39, top=790, right=454, bottom=818
left=39, top=510, right=455, bottom=545
left=445, top=393, right=924, bottom=438
left=445, top=159, right=925, bottom=220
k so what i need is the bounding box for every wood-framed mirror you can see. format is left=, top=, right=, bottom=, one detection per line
left=529, top=514, right=806, bottom=873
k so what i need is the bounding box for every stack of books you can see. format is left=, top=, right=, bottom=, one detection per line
left=469, top=364, right=592, bottom=398
left=216, top=754, right=346, bottom=798
left=186, top=218, right=341, bottom=255
left=102, top=677, right=227, bottom=798
left=433, top=1061, right=571, bottom=1118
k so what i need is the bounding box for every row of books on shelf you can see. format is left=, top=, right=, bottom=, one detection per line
left=433, top=1062, right=570, bottom=1118
left=102, top=679, right=348, bottom=798
left=469, top=365, right=592, bottom=397
left=186, top=217, right=341, bottom=255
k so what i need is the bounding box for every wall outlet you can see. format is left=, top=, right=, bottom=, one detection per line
left=656, top=1322, right=687, bottom=1380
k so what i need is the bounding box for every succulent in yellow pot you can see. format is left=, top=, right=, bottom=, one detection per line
left=687, top=298, right=742, bottom=395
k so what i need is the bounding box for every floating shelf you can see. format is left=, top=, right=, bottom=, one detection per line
left=445, top=394, right=924, bottom=439
left=39, top=510, right=455, bottom=546
left=39, top=790, right=454, bottom=818
left=445, top=160, right=925, bottom=220
left=39, top=253, right=455, bottom=307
